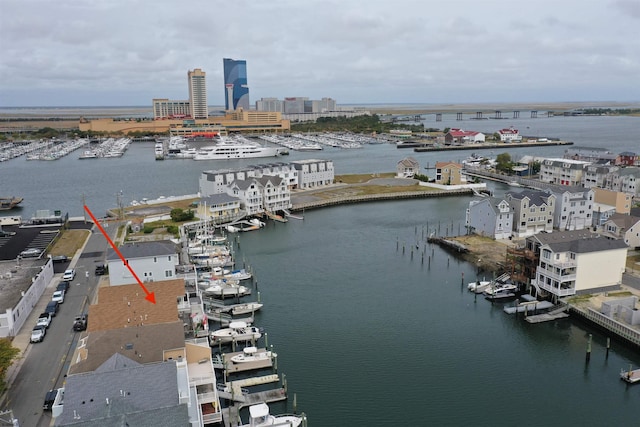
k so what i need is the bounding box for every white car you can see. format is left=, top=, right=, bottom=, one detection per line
left=30, top=325, right=46, bottom=343
left=52, top=290, right=65, bottom=304
left=62, top=269, right=76, bottom=281
left=36, top=313, right=52, bottom=329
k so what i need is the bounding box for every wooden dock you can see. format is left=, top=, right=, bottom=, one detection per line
left=620, top=367, right=640, bottom=384
left=525, top=308, right=570, bottom=323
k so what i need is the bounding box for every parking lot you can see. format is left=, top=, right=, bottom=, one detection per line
left=0, top=224, right=61, bottom=261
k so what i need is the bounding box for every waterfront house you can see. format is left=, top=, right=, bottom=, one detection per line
left=290, top=159, right=335, bottom=189
left=435, top=162, right=463, bottom=185
left=106, top=240, right=179, bottom=286
left=498, top=127, right=522, bottom=142
left=197, top=194, right=243, bottom=224
left=527, top=230, right=628, bottom=298
left=505, top=190, right=555, bottom=237
left=396, top=157, right=420, bottom=178
left=601, top=213, right=640, bottom=249
left=199, top=162, right=298, bottom=196
left=256, top=175, right=291, bottom=213
left=466, top=197, right=513, bottom=240
left=57, top=354, right=192, bottom=426
left=227, top=178, right=265, bottom=216
left=444, top=129, right=485, bottom=145
left=540, top=158, right=590, bottom=186
left=544, top=186, right=594, bottom=231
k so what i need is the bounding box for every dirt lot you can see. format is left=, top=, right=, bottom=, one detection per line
left=448, top=235, right=510, bottom=273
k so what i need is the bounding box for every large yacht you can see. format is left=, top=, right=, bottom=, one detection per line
left=193, top=140, right=281, bottom=160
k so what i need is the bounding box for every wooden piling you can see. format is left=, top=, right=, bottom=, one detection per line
left=585, top=334, right=592, bottom=362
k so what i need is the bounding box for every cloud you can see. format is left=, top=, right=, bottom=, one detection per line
left=0, top=0, right=638, bottom=106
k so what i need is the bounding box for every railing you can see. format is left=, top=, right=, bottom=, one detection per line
left=538, top=282, right=575, bottom=296
left=570, top=306, right=640, bottom=347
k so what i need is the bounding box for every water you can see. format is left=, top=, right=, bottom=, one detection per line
left=2, top=114, right=640, bottom=425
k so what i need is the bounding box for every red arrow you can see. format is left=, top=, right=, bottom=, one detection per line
left=83, top=205, right=156, bottom=304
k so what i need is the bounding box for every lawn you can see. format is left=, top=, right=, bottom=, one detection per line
left=49, top=229, right=90, bottom=258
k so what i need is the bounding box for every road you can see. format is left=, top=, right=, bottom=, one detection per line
left=7, top=220, right=120, bottom=427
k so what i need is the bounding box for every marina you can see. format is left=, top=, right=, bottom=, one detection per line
left=1, top=114, right=640, bottom=425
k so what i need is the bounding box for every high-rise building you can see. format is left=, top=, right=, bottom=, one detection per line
left=188, top=68, right=208, bottom=119
left=223, top=58, right=250, bottom=111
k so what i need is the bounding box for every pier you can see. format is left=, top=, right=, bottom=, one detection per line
left=414, top=139, right=573, bottom=153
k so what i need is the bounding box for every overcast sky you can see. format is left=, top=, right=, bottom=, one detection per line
left=1, top=0, right=639, bottom=107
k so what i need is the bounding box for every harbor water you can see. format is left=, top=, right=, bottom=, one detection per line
left=1, top=114, right=640, bottom=425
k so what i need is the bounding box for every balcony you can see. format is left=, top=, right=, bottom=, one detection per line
left=537, top=280, right=575, bottom=297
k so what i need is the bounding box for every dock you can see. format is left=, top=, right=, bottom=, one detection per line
left=503, top=295, right=554, bottom=315
left=525, top=305, right=570, bottom=323
left=213, top=348, right=276, bottom=373
left=620, top=367, right=640, bottom=384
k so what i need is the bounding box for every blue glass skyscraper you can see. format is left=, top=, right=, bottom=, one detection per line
left=223, top=58, right=250, bottom=111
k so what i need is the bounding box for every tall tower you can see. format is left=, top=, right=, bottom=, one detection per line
left=223, top=58, right=250, bottom=111
left=188, top=68, right=208, bottom=119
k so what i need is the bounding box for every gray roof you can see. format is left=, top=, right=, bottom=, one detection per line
left=107, top=240, right=177, bottom=261
left=506, top=190, right=554, bottom=206
left=546, top=235, right=628, bottom=254
left=57, top=354, right=187, bottom=426
left=606, top=213, right=640, bottom=229
left=201, top=193, right=240, bottom=205
left=55, top=405, right=190, bottom=427
left=257, top=175, right=283, bottom=187
left=616, top=167, right=640, bottom=177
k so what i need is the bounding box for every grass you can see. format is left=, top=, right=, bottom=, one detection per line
left=49, top=229, right=90, bottom=258
left=335, top=173, right=395, bottom=184
left=309, top=184, right=437, bottom=199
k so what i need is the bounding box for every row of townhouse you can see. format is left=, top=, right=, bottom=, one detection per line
left=564, top=146, right=638, bottom=166
left=466, top=186, right=595, bottom=239
left=56, top=240, right=224, bottom=425
left=197, top=159, right=334, bottom=220
left=540, top=159, right=640, bottom=199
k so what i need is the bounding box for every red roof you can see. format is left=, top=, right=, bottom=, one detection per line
left=448, top=129, right=480, bottom=137
left=498, top=127, right=519, bottom=134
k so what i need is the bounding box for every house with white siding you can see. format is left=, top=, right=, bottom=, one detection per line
left=544, top=186, right=594, bottom=231
left=197, top=193, right=243, bottom=223
left=396, top=157, right=420, bottom=178
left=227, top=178, right=264, bottom=216
left=256, top=175, right=291, bottom=213
left=290, top=159, right=334, bottom=189
left=498, top=127, right=521, bottom=142
left=106, top=240, right=179, bottom=286
left=506, top=190, right=556, bottom=237
left=605, top=167, right=640, bottom=199
left=540, top=158, right=590, bottom=186
left=528, top=230, right=628, bottom=298
left=466, top=197, right=513, bottom=239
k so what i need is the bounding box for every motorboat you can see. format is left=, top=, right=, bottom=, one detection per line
left=204, top=281, right=251, bottom=298
left=230, top=302, right=263, bottom=315
left=230, top=346, right=276, bottom=364
left=468, top=279, right=492, bottom=293
left=240, top=403, right=305, bottom=427
left=224, top=269, right=253, bottom=281
left=210, top=321, right=262, bottom=345
left=483, top=283, right=518, bottom=300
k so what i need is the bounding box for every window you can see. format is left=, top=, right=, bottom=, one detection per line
left=154, top=257, right=157, bottom=263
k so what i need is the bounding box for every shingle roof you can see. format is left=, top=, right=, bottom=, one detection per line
left=107, top=240, right=177, bottom=261
left=546, top=235, right=628, bottom=253
left=201, top=193, right=240, bottom=205
left=57, top=355, right=188, bottom=426
left=606, top=213, right=640, bottom=230
left=507, top=190, right=554, bottom=206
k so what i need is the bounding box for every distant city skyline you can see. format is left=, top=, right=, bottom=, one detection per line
left=1, top=0, right=639, bottom=107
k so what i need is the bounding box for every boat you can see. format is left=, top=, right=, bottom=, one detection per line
left=230, top=346, right=276, bottom=364
left=240, top=403, right=305, bottom=427
left=204, top=281, right=251, bottom=298
left=249, top=218, right=265, bottom=227
left=224, top=269, right=253, bottom=281
left=467, top=279, right=492, bottom=293
left=193, top=141, right=282, bottom=160
left=483, top=283, right=518, bottom=300
left=230, top=302, right=263, bottom=315
left=620, top=366, right=640, bottom=384
left=210, top=321, right=262, bottom=344
left=0, top=196, right=23, bottom=210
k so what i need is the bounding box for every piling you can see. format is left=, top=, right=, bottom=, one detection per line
left=293, top=393, right=298, bottom=414
left=585, top=334, right=592, bottom=362
left=606, top=337, right=610, bottom=358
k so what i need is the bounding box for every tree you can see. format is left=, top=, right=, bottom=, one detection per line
left=0, top=337, right=20, bottom=393
left=170, top=208, right=194, bottom=222
left=495, top=152, right=513, bottom=174
left=530, top=160, right=541, bottom=176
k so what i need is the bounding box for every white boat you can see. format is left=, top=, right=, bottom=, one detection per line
left=230, top=302, right=263, bottom=315
left=210, top=321, right=262, bottom=344
left=193, top=142, right=281, bottom=160
left=483, top=283, right=518, bottom=300
left=224, top=268, right=253, bottom=281
left=204, top=281, right=251, bottom=298
left=230, top=346, right=276, bottom=364
left=249, top=218, right=266, bottom=227
left=468, top=280, right=492, bottom=293
left=241, top=403, right=305, bottom=427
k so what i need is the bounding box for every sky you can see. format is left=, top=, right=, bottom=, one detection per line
left=1, top=0, right=639, bottom=107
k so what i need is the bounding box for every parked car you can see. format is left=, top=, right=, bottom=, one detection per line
left=62, top=269, right=76, bottom=281
left=57, top=281, right=70, bottom=293
left=43, top=389, right=58, bottom=411
left=94, top=264, right=107, bottom=275
left=30, top=325, right=46, bottom=343
left=73, top=314, right=88, bottom=331
left=36, top=313, right=52, bottom=329
left=20, top=248, right=42, bottom=258
left=52, top=290, right=65, bottom=304
left=45, top=301, right=59, bottom=317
